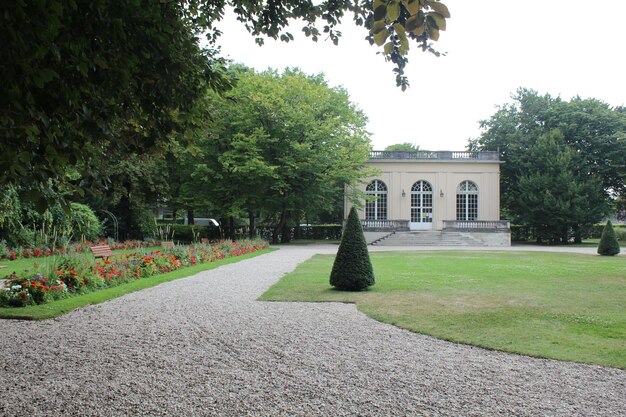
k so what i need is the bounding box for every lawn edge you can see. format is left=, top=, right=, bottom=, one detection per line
left=0, top=248, right=276, bottom=320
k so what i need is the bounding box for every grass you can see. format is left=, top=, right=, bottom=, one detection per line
left=0, top=248, right=275, bottom=320
left=260, top=251, right=626, bottom=369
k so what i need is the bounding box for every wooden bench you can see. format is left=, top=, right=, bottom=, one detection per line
left=90, top=245, right=113, bottom=259
left=161, top=241, right=174, bottom=249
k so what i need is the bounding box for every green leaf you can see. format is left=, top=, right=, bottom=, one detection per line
left=427, top=26, right=439, bottom=41
left=374, top=5, right=387, bottom=21
left=428, top=1, right=451, bottom=18
left=393, top=23, right=406, bottom=37
left=387, top=1, right=401, bottom=21
left=373, top=28, right=390, bottom=46
left=402, top=0, right=421, bottom=16
left=383, top=41, right=394, bottom=55
left=33, top=68, right=58, bottom=88
left=428, top=12, right=447, bottom=30
left=405, top=13, right=422, bottom=32
left=370, top=20, right=387, bottom=35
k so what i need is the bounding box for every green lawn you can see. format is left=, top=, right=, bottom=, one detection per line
left=1, top=248, right=275, bottom=320
left=260, top=251, right=626, bottom=369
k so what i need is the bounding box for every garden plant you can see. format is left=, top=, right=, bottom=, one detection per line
left=329, top=207, right=374, bottom=291
left=597, top=220, right=621, bottom=256
left=1, top=239, right=268, bottom=309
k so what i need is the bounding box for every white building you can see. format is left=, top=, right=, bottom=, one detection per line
left=345, top=150, right=510, bottom=246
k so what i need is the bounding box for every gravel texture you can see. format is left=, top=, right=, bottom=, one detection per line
left=0, top=245, right=624, bottom=416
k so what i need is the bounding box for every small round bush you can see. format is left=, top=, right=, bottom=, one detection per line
left=329, top=207, right=374, bottom=291
left=69, top=203, right=102, bottom=241
left=597, top=220, right=620, bottom=256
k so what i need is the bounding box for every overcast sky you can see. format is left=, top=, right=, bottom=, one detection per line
left=214, top=0, right=625, bottom=151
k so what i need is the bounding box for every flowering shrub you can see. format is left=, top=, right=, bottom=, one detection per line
left=0, top=238, right=159, bottom=262
left=0, top=272, right=68, bottom=307
left=0, top=239, right=269, bottom=307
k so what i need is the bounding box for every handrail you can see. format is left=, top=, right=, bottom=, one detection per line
left=361, top=219, right=410, bottom=230
left=442, top=220, right=510, bottom=231
left=369, top=150, right=499, bottom=161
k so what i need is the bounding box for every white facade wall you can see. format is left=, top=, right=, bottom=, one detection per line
left=345, top=159, right=502, bottom=231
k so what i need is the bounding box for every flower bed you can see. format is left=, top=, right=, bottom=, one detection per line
left=0, top=239, right=269, bottom=307
left=0, top=239, right=159, bottom=261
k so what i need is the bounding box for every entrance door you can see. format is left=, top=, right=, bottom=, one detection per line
left=409, top=180, right=433, bottom=230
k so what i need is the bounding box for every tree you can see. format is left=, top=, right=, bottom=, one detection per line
left=180, top=67, right=374, bottom=243
left=384, top=142, right=421, bottom=151
left=597, top=220, right=621, bottom=256
left=1, top=0, right=450, bottom=205
left=470, top=88, right=625, bottom=242
left=0, top=1, right=229, bottom=204
left=514, top=131, right=607, bottom=243
left=330, top=207, right=374, bottom=291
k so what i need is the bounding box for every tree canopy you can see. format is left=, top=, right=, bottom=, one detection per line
left=384, top=142, right=421, bottom=151
left=172, top=67, right=373, bottom=242
left=470, top=88, right=625, bottom=243
left=1, top=0, right=450, bottom=206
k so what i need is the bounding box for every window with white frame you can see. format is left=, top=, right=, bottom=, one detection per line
left=411, top=180, right=433, bottom=223
left=456, top=180, right=478, bottom=221
left=365, top=180, right=388, bottom=220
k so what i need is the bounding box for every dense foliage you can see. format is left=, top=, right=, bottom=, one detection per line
left=470, top=88, right=626, bottom=243
left=1, top=0, right=450, bottom=206
left=0, top=1, right=227, bottom=204
left=172, top=67, right=374, bottom=243
left=597, top=221, right=621, bottom=256
left=330, top=207, right=374, bottom=291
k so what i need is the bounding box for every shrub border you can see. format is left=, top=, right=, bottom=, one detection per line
left=0, top=248, right=276, bottom=320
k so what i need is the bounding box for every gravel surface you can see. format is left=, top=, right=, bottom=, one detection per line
left=0, top=245, right=624, bottom=416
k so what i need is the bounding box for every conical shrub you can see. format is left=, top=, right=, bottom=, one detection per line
left=597, top=220, right=621, bottom=256
left=330, top=207, right=374, bottom=291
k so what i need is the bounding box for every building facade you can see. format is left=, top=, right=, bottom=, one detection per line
left=345, top=150, right=510, bottom=246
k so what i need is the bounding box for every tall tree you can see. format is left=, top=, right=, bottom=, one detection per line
left=514, top=131, right=607, bottom=243
left=470, top=88, right=624, bottom=242
left=182, top=67, right=373, bottom=243
left=1, top=0, right=450, bottom=205
left=0, top=1, right=228, bottom=204
left=384, top=142, right=421, bottom=151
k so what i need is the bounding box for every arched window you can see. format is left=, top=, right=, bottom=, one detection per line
left=365, top=180, right=388, bottom=220
left=456, top=181, right=478, bottom=221
left=410, top=180, right=433, bottom=223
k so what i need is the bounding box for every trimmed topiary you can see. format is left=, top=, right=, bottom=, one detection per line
left=330, top=207, right=374, bottom=291
left=597, top=220, right=620, bottom=256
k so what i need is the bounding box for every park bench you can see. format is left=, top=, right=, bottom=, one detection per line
left=161, top=241, right=174, bottom=250
left=90, top=245, right=113, bottom=260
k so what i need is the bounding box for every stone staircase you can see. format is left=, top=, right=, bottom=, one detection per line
left=372, top=230, right=485, bottom=246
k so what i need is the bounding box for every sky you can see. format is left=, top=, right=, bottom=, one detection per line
left=213, top=0, right=626, bottom=151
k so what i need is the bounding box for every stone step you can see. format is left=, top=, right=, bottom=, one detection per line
left=373, top=231, right=485, bottom=246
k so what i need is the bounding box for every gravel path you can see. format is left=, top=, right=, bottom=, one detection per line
left=0, top=246, right=624, bottom=416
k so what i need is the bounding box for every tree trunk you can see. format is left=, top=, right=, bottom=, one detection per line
left=294, top=213, right=302, bottom=240
left=187, top=209, right=194, bottom=225
left=229, top=216, right=235, bottom=241
left=248, top=210, right=256, bottom=239
left=281, top=221, right=291, bottom=243
left=573, top=224, right=582, bottom=243
left=272, top=208, right=287, bottom=244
